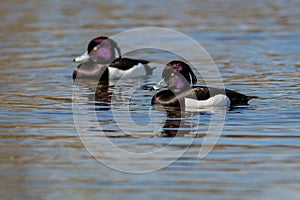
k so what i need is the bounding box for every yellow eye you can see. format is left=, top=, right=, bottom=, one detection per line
left=170, top=72, right=175, bottom=77
left=93, top=47, right=97, bottom=51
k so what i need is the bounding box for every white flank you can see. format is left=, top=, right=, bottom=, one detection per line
left=109, top=63, right=146, bottom=80
left=185, top=94, right=231, bottom=108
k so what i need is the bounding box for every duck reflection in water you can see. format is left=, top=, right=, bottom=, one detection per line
left=94, top=84, right=112, bottom=111
left=73, top=80, right=112, bottom=111
left=159, top=108, right=193, bottom=137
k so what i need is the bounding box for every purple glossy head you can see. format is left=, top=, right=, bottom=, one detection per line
left=162, top=60, right=197, bottom=93
left=74, top=36, right=122, bottom=64
left=88, top=36, right=121, bottom=64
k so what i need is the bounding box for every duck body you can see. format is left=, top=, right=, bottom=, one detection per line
left=152, top=85, right=255, bottom=107
left=151, top=60, right=256, bottom=108
left=73, top=57, right=151, bottom=81
left=73, top=36, right=153, bottom=81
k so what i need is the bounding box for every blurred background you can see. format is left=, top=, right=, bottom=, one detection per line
left=1, top=0, right=300, bottom=199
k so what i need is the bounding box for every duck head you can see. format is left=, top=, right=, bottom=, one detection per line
left=73, top=36, right=121, bottom=64
left=153, top=60, right=197, bottom=93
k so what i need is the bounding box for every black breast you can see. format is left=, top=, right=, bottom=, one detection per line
left=73, top=60, right=109, bottom=81
left=151, top=90, right=180, bottom=107
left=151, top=89, right=200, bottom=107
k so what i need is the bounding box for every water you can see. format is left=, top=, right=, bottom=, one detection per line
left=1, top=0, right=300, bottom=199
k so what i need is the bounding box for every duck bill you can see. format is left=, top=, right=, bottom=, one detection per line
left=73, top=51, right=90, bottom=62
left=152, top=78, right=166, bottom=90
